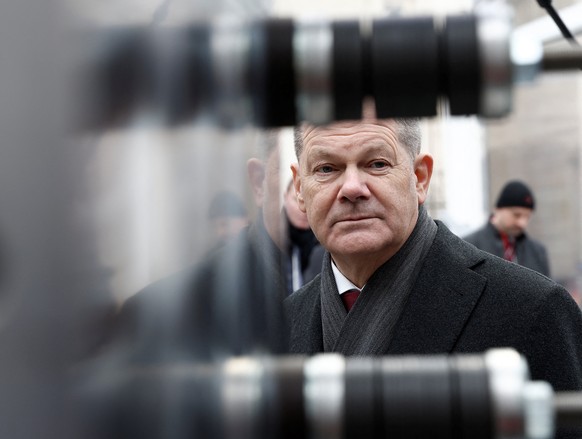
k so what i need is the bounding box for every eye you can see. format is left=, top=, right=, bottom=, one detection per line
left=316, top=165, right=335, bottom=174
left=369, top=160, right=389, bottom=170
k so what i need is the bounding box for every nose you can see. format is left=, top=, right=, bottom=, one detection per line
left=337, top=167, right=371, bottom=203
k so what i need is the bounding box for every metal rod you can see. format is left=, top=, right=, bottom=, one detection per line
left=554, top=392, right=582, bottom=428
left=542, top=47, right=582, bottom=70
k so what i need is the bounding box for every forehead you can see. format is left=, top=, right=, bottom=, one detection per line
left=302, top=120, right=399, bottom=152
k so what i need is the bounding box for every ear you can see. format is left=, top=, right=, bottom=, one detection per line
left=490, top=209, right=501, bottom=227
left=414, top=153, right=433, bottom=205
left=290, top=162, right=306, bottom=213
left=247, top=158, right=266, bottom=208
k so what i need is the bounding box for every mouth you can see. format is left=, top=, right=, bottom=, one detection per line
left=335, top=216, right=375, bottom=224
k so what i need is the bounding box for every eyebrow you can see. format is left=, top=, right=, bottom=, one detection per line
left=308, top=142, right=396, bottom=159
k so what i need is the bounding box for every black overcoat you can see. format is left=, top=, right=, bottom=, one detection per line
left=285, top=221, right=582, bottom=393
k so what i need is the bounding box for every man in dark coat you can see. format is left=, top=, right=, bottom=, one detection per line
left=111, top=130, right=289, bottom=362
left=285, top=112, right=582, bottom=436
left=463, top=180, right=551, bottom=277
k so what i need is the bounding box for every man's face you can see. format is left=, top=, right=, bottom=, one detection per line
left=291, top=119, right=432, bottom=263
left=492, top=207, right=533, bottom=238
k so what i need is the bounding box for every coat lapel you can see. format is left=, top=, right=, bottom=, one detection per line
left=387, top=223, right=488, bottom=355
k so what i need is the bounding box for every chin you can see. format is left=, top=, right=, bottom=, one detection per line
left=331, top=241, right=389, bottom=257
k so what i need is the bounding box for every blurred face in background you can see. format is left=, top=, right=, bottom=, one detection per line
left=207, top=190, right=249, bottom=246
left=211, top=215, right=249, bottom=244
left=491, top=207, right=533, bottom=238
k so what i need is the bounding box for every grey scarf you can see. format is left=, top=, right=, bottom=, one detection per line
left=321, top=206, right=437, bottom=355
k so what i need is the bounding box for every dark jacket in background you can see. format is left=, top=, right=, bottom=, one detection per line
left=84, top=215, right=290, bottom=439
left=463, top=221, right=551, bottom=277
left=112, top=213, right=288, bottom=363
left=284, top=213, right=325, bottom=295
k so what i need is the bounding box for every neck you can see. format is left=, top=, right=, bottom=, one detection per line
left=331, top=254, right=385, bottom=289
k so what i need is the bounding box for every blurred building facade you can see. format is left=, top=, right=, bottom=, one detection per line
left=484, top=0, right=582, bottom=300
left=69, top=0, right=582, bottom=304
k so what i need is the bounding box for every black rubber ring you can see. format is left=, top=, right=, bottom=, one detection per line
left=345, top=357, right=376, bottom=439
left=251, top=19, right=296, bottom=127
left=267, top=356, right=307, bottom=439
left=332, top=20, right=363, bottom=121
left=371, top=17, right=439, bottom=118
left=451, top=355, right=494, bottom=439
left=441, top=15, right=481, bottom=115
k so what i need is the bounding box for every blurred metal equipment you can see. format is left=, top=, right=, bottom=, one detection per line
left=2, top=1, right=581, bottom=438
left=75, top=2, right=582, bottom=131
left=80, top=348, right=582, bottom=439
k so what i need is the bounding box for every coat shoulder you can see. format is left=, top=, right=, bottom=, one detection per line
left=285, top=275, right=321, bottom=312
left=433, top=221, right=560, bottom=306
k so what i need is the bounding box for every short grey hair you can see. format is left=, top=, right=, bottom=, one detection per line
left=394, top=118, right=422, bottom=158
left=293, top=118, right=421, bottom=161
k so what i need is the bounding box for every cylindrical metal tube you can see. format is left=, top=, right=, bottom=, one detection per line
left=332, top=20, right=364, bottom=121
left=524, top=382, right=554, bottom=439
left=80, top=349, right=582, bottom=439
left=380, top=356, right=454, bottom=438
left=442, top=15, right=481, bottom=116
left=293, top=19, right=334, bottom=125
left=485, top=349, right=529, bottom=439
left=344, top=357, right=377, bottom=439
left=554, top=391, right=582, bottom=428
left=542, top=47, right=582, bottom=71
left=210, top=18, right=253, bottom=127
left=73, top=8, right=523, bottom=130
left=71, top=7, right=582, bottom=131
left=475, top=1, right=513, bottom=117
left=221, top=357, right=264, bottom=439
left=304, top=354, right=346, bottom=439
left=451, top=354, right=493, bottom=439
left=371, top=16, right=439, bottom=118
left=251, top=18, right=296, bottom=127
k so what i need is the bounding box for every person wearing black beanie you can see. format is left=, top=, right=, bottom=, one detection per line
left=463, top=180, right=550, bottom=277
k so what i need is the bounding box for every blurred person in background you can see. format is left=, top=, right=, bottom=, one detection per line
left=463, top=180, right=550, bottom=277
left=207, top=190, right=249, bottom=249
left=109, top=130, right=290, bottom=361
left=282, top=179, right=324, bottom=295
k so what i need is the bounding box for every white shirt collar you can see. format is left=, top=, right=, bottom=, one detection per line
left=331, top=259, right=362, bottom=295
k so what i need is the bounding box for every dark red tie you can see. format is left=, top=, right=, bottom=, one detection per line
left=341, top=289, right=360, bottom=312
left=501, top=233, right=516, bottom=262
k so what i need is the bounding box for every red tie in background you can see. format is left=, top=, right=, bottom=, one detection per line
left=341, top=289, right=360, bottom=312
left=501, top=233, right=516, bottom=262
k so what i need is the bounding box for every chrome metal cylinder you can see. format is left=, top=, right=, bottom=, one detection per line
left=293, top=19, right=334, bottom=125
left=475, top=0, right=514, bottom=117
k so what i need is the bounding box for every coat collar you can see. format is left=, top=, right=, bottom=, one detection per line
left=286, top=221, right=489, bottom=356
